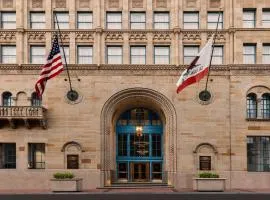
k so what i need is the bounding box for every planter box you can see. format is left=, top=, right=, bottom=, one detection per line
left=51, top=178, right=82, bottom=192
left=193, top=178, right=226, bottom=192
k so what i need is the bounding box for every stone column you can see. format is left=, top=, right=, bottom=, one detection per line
left=16, top=0, right=24, bottom=65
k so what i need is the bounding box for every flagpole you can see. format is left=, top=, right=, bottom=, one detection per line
left=204, top=9, right=222, bottom=91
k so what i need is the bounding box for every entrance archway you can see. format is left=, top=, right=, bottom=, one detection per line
left=100, top=88, right=177, bottom=186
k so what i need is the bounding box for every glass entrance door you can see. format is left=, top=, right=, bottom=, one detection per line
left=131, top=162, right=149, bottom=182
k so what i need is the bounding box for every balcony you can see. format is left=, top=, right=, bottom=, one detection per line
left=0, top=106, right=47, bottom=129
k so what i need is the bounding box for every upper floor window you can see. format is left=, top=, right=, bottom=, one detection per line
left=77, top=46, right=93, bottom=64
left=31, top=92, right=42, bottom=106
left=243, top=44, right=256, bottom=64
left=107, top=46, right=122, bottom=64
left=30, top=46, right=45, bottom=64
left=262, top=9, right=270, bottom=28
left=130, top=12, right=146, bottom=29
left=28, top=143, right=45, bottom=169
left=183, top=12, right=199, bottom=29
left=262, top=93, right=270, bottom=119
left=54, top=12, right=69, bottom=29
left=77, top=12, right=93, bottom=29
left=263, top=44, right=270, bottom=64
left=60, top=46, right=69, bottom=64
left=1, top=45, right=16, bottom=64
left=106, top=12, right=122, bottom=29
left=183, top=46, right=199, bottom=64
left=30, top=12, right=45, bottom=29
left=1, top=12, right=16, bottom=29
left=2, top=92, right=12, bottom=106
left=247, top=93, right=257, bottom=119
left=154, top=12, right=169, bottom=29
left=154, top=46, right=170, bottom=64
left=130, top=46, right=146, bottom=64
left=0, top=143, right=16, bottom=169
left=207, top=12, right=223, bottom=29
left=212, top=46, right=223, bottom=65
left=243, top=9, right=256, bottom=28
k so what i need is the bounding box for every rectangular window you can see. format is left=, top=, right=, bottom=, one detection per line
left=152, top=162, right=162, bottom=180
left=1, top=12, right=16, bottom=29
left=118, top=162, right=128, bottom=179
left=243, top=44, right=256, bottom=64
left=77, top=46, right=93, bottom=64
left=130, top=12, right=146, bottom=29
left=183, top=12, right=199, bottom=29
left=30, top=12, right=45, bottom=29
left=152, top=134, right=161, bottom=157
left=30, top=46, right=45, bottom=64
left=212, top=46, right=223, bottom=65
left=28, top=143, right=45, bottom=169
left=1, top=46, right=16, bottom=64
left=130, top=46, right=146, bottom=64
left=60, top=46, right=69, bottom=64
left=243, top=9, right=256, bottom=28
left=77, top=12, right=93, bottom=29
left=263, top=44, right=270, bottom=64
left=199, top=156, right=211, bottom=170
left=117, top=134, right=127, bottom=156
left=107, top=46, right=122, bottom=64
left=207, top=12, right=223, bottom=29
left=106, top=12, right=122, bottom=29
left=54, top=12, right=69, bottom=29
left=183, top=46, right=199, bottom=64
left=247, top=136, right=270, bottom=172
left=262, top=9, right=270, bottom=28
left=67, top=155, right=79, bottom=169
left=0, top=143, right=16, bottom=169
left=154, top=46, right=170, bottom=64
left=154, top=12, right=169, bottom=29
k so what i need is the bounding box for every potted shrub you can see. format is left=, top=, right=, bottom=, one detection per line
left=193, top=172, right=226, bottom=192
left=50, top=172, right=82, bottom=192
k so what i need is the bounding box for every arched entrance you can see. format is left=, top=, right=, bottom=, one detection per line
left=116, top=108, right=163, bottom=182
left=100, top=88, right=177, bottom=187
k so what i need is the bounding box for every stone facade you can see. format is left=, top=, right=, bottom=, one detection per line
left=0, top=0, right=270, bottom=192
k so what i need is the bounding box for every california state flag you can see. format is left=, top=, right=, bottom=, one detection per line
left=176, top=35, right=214, bottom=93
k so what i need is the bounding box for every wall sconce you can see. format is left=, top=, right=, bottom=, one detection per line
left=136, top=126, right=143, bottom=137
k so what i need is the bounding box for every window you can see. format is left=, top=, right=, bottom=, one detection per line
left=212, top=46, right=223, bottom=65
left=77, top=46, right=93, bottom=64
left=262, top=9, right=270, bottom=28
left=118, top=162, right=128, bottom=179
left=67, top=155, right=79, bottom=169
left=199, top=156, right=211, bottom=170
left=243, top=9, right=256, bottom=28
left=243, top=44, right=256, bottom=64
left=106, top=12, right=122, bottom=29
left=30, top=46, right=45, bottom=64
left=31, top=92, right=42, bottom=106
left=1, top=46, right=16, bottom=63
left=2, top=92, right=12, bottom=106
left=28, top=143, right=45, bottom=169
left=118, top=134, right=127, bottom=156
left=263, top=44, right=270, bottom=64
left=183, top=46, right=199, bottom=64
left=152, top=134, right=161, bottom=157
left=130, top=12, right=146, bottom=29
left=247, top=136, right=270, bottom=172
left=130, top=134, right=149, bottom=157
left=152, top=162, right=162, bottom=180
left=30, top=12, right=45, bottom=29
left=77, top=12, right=92, bottom=29
left=154, top=12, right=169, bottom=29
left=60, top=46, right=69, bottom=64
left=130, top=46, right=146, bottom=64
left=183, top=12, right=199, bottom=29
left=54, top=12, right=69, bottom=29
left=107, top=46, right=122, bottom=64
left=154, top=46, right=170, bottom=64
left=262, top=93, right=270, bottom=119
left=207, top=12, right=223, bottom=29
left=247, top=93, right=257, bottom=119
left=0, top=143, right=16, bottom=169
left=1, top=12, right=16, bottom=29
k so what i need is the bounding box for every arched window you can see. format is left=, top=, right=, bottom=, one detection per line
left=31, top=92, right=42, bottom=106
left=2, top=92, right=12, bottom=106
left=262, top=93, right=270, bottom=119
left=247, top=93, right=257, bottom=119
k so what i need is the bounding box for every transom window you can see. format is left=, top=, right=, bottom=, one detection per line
left=54, top=12, right=69, bottom=29
left=130, top=12, right=146, bottom=29
left=243, top=9, right=256, bottom=28
left=183, top=12, right=199, bottom=29
left=30, top=12, right=45, bottom=29
left=1, top=12, right=16, bottom=29
left=130, top=46, right=146, bottom=64
left=154, top=12, right=169, bottom=29
left=106, top=12, right=122, bottom=29
left=207, top=12, right=223, bottom=29
left=77, top=12, right=93, bottom=29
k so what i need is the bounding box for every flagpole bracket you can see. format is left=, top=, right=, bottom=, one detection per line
left=67, top=90, right=79, bottom=102
left=198, top=90, right=212, bottom=102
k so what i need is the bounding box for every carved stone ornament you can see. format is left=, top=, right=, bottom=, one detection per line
left=28, top=32, right=46, bottom=42
left=109, top=0, right=119, bottom=8
left=207, top=33, right=226, bottom=42
left=32, top=0, right=43, bottom=8
left=132, top=0, right=143, bottom=8
left=75, top=32, right=94, bottom=42
left=55, top=0, right=66, bottom=8
left=129, top=33, right=147, bottom=42
left=3, top=0, right=13, bottom=8
left=0, top=32, right=16, bottom=42
left=52, top=32, right=70, bottom=42
left=182, top=32, right=201, bottom=42
left=156, top=0, right=167, bottom=8
left=210, top=0, right=221, bottom=8
left=105, top=32, right=123, bottom=42
left=186, top=0, right=197, bottom=8
left=153, top=33, right=171, bottom=42
left=79, top=0, right=89, bottom=8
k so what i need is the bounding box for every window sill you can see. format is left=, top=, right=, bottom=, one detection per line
left=246, top=118, right=270, bottom=121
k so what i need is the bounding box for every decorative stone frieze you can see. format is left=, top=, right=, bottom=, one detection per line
left=132, top=0, right=143, bottom=8
left=108, top=0, right=119, bottom=8
left=209, top=0, right=221, bottom=8
left=207, top=32, right=226, bottom=42
left=55, top=0, right=66, bottom=8
left=155, top=0, right=167, bottom=8
left=52, top=32, right=70, bottom=42
left=2, top=0, right=13, bottom=8
left=0, top=31, right=16, bottom=42
left=28, top=32, right=46, bottom=42
left=79, top=0, right=90, bottom=8
left=105, top=32, right=123, bottom=42
left=182, top=32, right=201, bottom=42
left=153, top=32, right=171, bottom=42
left=129, top=32, right=147, bottom=42
left=186, top=0, right=197, bottom=8
left=75, top=32, right=94, bottom=43
left=32, top=0, right=43, bottom=8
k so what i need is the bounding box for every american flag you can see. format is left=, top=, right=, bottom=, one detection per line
left=35, top=36, right=64, bottom=97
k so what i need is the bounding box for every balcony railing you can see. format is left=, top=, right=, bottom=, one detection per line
left=0, top=106, right=47, bottom=129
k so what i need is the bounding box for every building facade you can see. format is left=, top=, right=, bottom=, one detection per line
left=0, top=0, right=270, bottom=191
